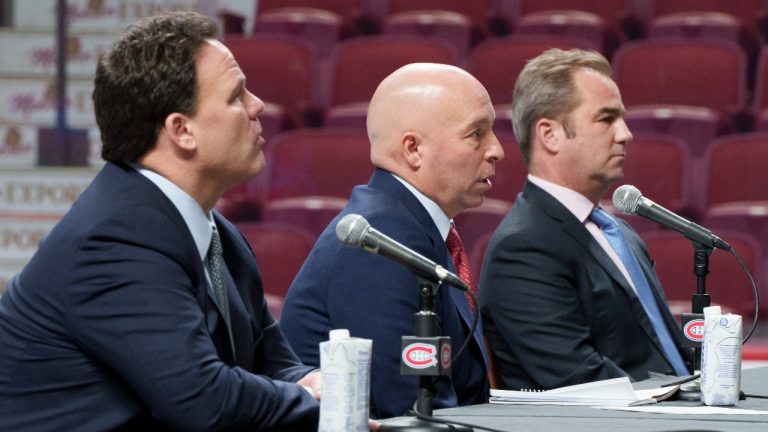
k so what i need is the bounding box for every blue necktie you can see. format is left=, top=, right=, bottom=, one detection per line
left=590, top=208, right=688, bottom=376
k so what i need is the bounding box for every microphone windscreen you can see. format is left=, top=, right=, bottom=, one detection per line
left=613, top=185, right=643, bottom=215
left=336, top=214, right=369, bottom=247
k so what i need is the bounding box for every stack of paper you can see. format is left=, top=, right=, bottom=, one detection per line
left=489, top=377, right=679, bottom=407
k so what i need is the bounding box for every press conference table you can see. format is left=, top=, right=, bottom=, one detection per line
left=382, top=366, right=768, bottom=431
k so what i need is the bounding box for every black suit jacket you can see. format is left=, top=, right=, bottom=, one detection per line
left=0, top=162, right=318, bottom=431
left=479, top=180, right=690, bottom=390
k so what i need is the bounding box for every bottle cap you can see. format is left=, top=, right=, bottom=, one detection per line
left=329, top=329, right=350, bottom=340
left=703, top=306, right=722, bottom=316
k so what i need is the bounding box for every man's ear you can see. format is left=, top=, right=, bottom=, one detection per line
left=163, top=113, right=196, bottom=152
left=401, top=132, right=421, bottom=169
left=535, top=117, right=560, bottom=155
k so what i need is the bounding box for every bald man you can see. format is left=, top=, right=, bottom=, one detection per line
left=280, top=63, right=504, bottom=418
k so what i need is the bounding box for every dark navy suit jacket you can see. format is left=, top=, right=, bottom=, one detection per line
left=280, top=168, right=489, bottom=419
left=479, top=180, right=691, bottom=390
left=0, top=162, right=318, bottom=431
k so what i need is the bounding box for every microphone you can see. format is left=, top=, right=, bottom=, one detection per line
left=336, top=213, right=469, bottom=290
left=612, top=185, right=731, bottom=251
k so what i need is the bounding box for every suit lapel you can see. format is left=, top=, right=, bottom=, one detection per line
left=524, top=182, right=669, bottom=357
left=370, top=169, right=489, bottom=369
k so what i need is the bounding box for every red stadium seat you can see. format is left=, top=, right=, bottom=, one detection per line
left=325, top=35, right=460, bottom=109
left=215, top=175, right=268, bottom=222
left=256, top=0, right=375, bottom=34
left=703, top=202, right=768, bottom=247
left=261, top=196, right=347, bottom=239
left=502, top=0, right=637, bottom=39
left=383, top=10, right=474, bottom=55
left=488, top=132, right=531, bottom=203
left=385, top=0, right=503, bottom=36
left=607, top=132, right=695, bottom=222
left=642, top=229, right=762, bottom=320
left=513, top=10, right=618, bottom=56
left=323, top=103, right=369, bottom=129
left=647, top=12, right=757, bottom=49
left=646, top=12, right=760, bottom=85
left=253, top=7, right=343, bottom=58
left=702, top=132, right=768, bottom=212
left=612, top=39, right=748, bottom=125
left=236, top=222, right=316, bottom=300
left=453, top=198, right=512, bottom=262
left=638, top=0, right=768, bottom=38
left=467, top=35, right=599, bottom=107
left=751, top=47, right=768, bottom=130
left=264, top=129, right=372, bottom=201
left=225, top=35, right=323, bottom=126
left=625, top=105, right=729, bottom=183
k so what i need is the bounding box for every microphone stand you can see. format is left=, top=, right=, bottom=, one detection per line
left=691, top=243, right=713, bottom=371
left=379, top=278, right=472, bottom=431
left=677, top=241, right=713, bottom=400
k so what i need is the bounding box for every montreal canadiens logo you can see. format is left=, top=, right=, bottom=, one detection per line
left=684, top=319, right=705, bottom=341
left=403, top=343, right=437, bottom=369
left=440, top=344, right=451, bottom=369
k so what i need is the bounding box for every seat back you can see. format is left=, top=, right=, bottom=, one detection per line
left=607, top=132, right=694, bottom=218
left=236, top=221, right=316, bottom=299
left=254, top=7, right=343, bottom=58
left=703, top=132, right=768, bottom=211
left=265, top=129, right=372, bottom=201
left=467, top=35, right=599, bottom=107
left=326, top=35, right=460, bottom=108
left=453, top=198, right=512, bottom=263
left=613, top=39, right=748, bottom=117
left=487, top=132, right=531, bottom=203
left=643, top=229, right=762, bottom=319
left=514, top=10, right=617, bottom=55
left=226, top=35, right=321, bottom=126
left=261, top=196, right=347, bottom=239
left=625, top=105, right=728, bottom=183
left=383, top=10, right=474, bottom=55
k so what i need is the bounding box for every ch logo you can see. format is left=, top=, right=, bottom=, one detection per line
left=402, top=343, right=437, bottom=369
left=684, top=319, right=705, bottom=341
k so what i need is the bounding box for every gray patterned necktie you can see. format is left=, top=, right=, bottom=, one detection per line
left=206, top=227, right=232, bottom=333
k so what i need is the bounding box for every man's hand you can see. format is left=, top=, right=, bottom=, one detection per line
left=297, top=371, right=321, bottom=400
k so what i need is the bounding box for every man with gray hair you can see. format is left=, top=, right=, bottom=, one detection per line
left=480, top=48, right=691, bottom=391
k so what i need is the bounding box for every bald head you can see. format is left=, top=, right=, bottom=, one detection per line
left=365, top=63, right=503, bottom=218
left=367, top=63, right=489, bottom=175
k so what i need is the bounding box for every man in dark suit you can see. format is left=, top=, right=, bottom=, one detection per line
left=0, top=12, right=320, bottom=430
left=480, top=49, right=691, bottom=391
left=280, top=63, right=505, bottom=418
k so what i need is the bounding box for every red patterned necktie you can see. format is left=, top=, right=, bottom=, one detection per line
left=445, top=224, right=478, bottom=312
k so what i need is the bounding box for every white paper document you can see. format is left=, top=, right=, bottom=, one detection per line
left=489, top=377, right=679, bottom=407
left=601, top=406, right=768, bottom=415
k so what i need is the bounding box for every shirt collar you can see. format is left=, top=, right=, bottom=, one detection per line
left=129, top=163, right=213, bottom=261
left=391, top=174, right=452, bottom=241
left=528, top=174, right=596, bottom=223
